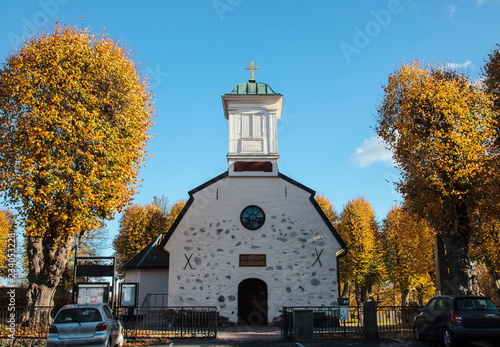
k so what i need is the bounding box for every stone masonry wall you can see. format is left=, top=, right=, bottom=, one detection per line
left=164, top=175, right=342, bottom=324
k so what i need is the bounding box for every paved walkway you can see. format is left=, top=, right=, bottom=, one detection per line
left=144, top=326, right=426, bottom=346
left=131, top=325, right=496, bottom=347
left=218, top=325, right=282, bottom=341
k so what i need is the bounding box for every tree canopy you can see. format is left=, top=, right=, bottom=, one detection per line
left=376, top=61, right=497, bottom=294
left=381, top=205, right=435, bottom=305
left=0, top=24, right=154, bottom=308
left=0, top=24, right=154, bottom=238
left=335, top=197, right=383, bottom=304
left=484, top=43, right=500, bottom=115
left=316, top=193, right=337, bottom=224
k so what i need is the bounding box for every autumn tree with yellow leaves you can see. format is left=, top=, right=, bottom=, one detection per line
left=484, top=43, right=500, bottom=116
left=376, top=62, right=496, bottom=295
left=482, top=45, right=500, bottom=301
left=0, top=25, right=154, bottom=310
left=315, top=193, right=337, bottom=224
left=336, top=197, right=384, bottom=305
left=381, top=206, right=435, bottom=305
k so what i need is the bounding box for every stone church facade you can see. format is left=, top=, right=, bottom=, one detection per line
left=123, top=64, right=346, bottom=325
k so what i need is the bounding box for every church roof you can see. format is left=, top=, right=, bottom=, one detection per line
left=227, top=81, right=280, bottom=95
left=122, top=233, right=170, bottom=271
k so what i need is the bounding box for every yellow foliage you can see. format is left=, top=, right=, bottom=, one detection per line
left=376, top=61, right=500, bottom=295
left=376, top=62, right=496, bottom=235
left=470, top=216, right=500, bottom=278
left=336, top=197, right=384, bottom=302
left=0, top=24, right=154, bottom=238
left=382, top=206, right=435, bottom=296
left=315, top=193, right=337, bottom=224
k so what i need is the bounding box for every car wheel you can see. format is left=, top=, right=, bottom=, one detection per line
left=413, top=325, right=425, bottom=341
left=442, top=327, right=458, bottom=347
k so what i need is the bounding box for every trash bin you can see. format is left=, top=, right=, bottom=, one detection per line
left=293, top=309, right=313, bottom=342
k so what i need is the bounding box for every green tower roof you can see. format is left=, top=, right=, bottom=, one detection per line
left=227, top=81, right=280, bottom=95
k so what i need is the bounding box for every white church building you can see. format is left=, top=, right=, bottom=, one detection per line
left=123, top=63, right=346, bottom=325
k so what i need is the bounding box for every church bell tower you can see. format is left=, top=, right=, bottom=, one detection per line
left=222, top=62, right=283, bottom=176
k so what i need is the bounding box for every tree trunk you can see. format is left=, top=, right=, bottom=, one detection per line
left=434, top=198, right=481, bottom=296
left=439, top=233, right=480, bottom=295
left=360, top=285, right=370, bottom=304
left=401, top=289, right=410, bottom=306
left=416, top=284, right=426, bottom=306
left=495, top=278, right=500, bottom=304
left=22, top=234, right=75, bottom=325
left=491, top=268, right=500, bottom=304
left=355, top=283, right=361, bottom=306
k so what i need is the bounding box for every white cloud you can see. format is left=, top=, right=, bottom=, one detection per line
left=443, top=60, right=473, bottom=70
left=447, top=4, right=458, bottom=20
left=477, top=0, right=489, bottom=6
left=350, top=135, right=393, bottom=168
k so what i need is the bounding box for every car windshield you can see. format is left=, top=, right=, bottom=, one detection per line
left=54, top=308, right=103, bottom=323
left=456, top=298, right=498, bottom=311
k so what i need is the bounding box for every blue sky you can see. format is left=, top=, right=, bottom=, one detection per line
left=1, top=0, right=500, bottom=251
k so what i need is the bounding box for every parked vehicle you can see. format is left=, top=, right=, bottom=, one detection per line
left=47, top=303, right=124, bottom=347
left=413, top=295, right=500, bottom=347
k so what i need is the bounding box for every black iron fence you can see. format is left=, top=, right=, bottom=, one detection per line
left=1, top=304, right=420, bottom=341
left=0, top=306, right=57, bottom=339
left=376, top=306, right=421, bottom=337
left=282, top=305, right=422, bottom=340
left=0, top=305, right=217, bottom=341
left=116, top=306, right=218, bottom=339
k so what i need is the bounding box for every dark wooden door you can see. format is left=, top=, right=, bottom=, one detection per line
left=238, top=278, right=268, bottom=325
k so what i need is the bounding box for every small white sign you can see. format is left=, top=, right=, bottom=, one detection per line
left=340, top=307, right=348, bottom=320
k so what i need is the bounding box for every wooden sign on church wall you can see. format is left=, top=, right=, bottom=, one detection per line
left=239, top=254, right=266, bottom=267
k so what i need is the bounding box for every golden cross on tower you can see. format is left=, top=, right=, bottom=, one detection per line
left=245, top=61, right=259, bottom=82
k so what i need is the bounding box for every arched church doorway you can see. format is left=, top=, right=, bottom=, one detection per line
left=238, top=278, right=268, bottom=325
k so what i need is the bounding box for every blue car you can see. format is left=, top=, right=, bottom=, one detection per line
left=413, top=295, right=500, bottom=347
left=47, top=303, right=124, bottom=347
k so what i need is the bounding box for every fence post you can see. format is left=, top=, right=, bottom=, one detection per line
left=293, top=309, right=313, bottom=342
left=363, top=301, right=379, bottom=341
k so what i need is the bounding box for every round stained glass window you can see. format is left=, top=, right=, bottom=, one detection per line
left=240, top=205, right=265, bottom=230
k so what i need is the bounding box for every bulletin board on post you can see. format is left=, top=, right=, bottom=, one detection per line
left=73, top=256, right=116, bottom=305
left=76, top=283, right=110, bottom=304
left=119, top=283, right=138, bottom=307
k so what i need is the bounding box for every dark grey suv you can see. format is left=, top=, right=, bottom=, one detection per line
left=413, top=295, right=500, bottom=347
